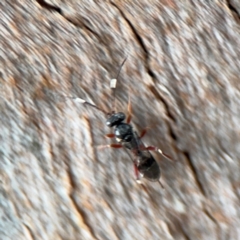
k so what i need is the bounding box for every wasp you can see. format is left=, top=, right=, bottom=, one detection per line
left=74, top=58, right=173, bottom=187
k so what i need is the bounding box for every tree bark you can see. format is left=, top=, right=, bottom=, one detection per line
left=0, top=0, right=239, bottom=239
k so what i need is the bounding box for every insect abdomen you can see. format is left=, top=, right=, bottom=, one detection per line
left=137, top=154, right=160, bottom=181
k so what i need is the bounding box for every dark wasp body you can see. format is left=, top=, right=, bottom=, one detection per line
left=75, top=58, right=173, bottom=187
left=106, top=111, right=161, bottom=183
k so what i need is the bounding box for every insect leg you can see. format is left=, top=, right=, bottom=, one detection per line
left=121, top=147, right=143, bottom=184
left=139, top=127, right=151, bottom=139
left=126, top=95, right=132, bottom=124
left=97, top=143, right=123, bottom=150
left=139, top=124, right=157, bottom=139
left=133, top=162, right=142, bottom=184
left=143, top=146, right=175, bottom=162
left=105, top=133, right=115, bottom=138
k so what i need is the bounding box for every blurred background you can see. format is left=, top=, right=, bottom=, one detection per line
left=0, top=1, right=239, bottom=239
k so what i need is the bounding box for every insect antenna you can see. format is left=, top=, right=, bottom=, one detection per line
left=65, top=96, right=108, bottom=115
left=110, top=56, right=128, bottom=113
left=158, top=149, right=175, bottom=162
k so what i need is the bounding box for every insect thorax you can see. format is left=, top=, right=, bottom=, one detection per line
left=114, top=123, right=133, bottom=143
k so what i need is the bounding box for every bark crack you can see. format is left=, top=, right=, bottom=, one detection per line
left=35, top=0, right=100, bottom=39
left=179, top=226, right=191, bottom=240
left=203, top=208, right=218, bottom=226
left=23, top=224, right=35, bottom=240
left=183, top=151, right=206, bottom=197
left=148, top=85, right=176, bottom=124
left=110, top=2, right=156, bottom=80
left=226, top=0, right=240, bottom=20
left=65, top=158, right=98, bottom=240
left=111, top=3, right=178, bottom=150
left=166, top=218, right=190, bottom=240
left=203, top=208, right=222, bottom=240
left=35, top=0, right=62, bottom=13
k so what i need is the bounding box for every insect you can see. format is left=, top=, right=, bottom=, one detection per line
left=74, top=58, right=173, bottom=188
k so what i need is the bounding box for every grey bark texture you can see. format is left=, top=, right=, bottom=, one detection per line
left=0, top=0, right=239, bottom=240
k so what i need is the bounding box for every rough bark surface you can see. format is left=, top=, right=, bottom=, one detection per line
left=0, top=1, right=239, bottom=240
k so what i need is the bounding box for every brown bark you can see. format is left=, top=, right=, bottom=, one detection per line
left=0, top=0, right=239, bottom=239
